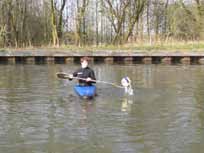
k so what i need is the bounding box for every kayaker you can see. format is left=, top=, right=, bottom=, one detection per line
left=68, top=57, right=96, bottom=86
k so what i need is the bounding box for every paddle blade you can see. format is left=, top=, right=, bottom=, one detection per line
left=56, top=72, right=69, bottom=79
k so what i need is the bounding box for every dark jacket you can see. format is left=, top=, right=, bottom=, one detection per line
left=73, top=67, right=96, bottom=86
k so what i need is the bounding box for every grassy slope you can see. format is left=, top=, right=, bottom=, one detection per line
left=1, top=41, right=204, bottom=52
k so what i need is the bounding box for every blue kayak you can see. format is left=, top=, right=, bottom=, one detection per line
left=74, top=85, right=96, bottom=98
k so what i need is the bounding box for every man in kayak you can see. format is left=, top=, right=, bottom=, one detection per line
left=68, top=57, right=96, bottom=86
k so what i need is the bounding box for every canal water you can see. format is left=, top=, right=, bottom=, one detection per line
left=0, top=63, right=204, bottom=153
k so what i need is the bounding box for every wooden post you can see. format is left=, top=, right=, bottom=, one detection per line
left=65, top=57, right=74, bottom=64
left=198, top=57, right=204, bottom=64
left=161, top=57, right=172, bottom=64
left=104, top=57, right=114, bottom=64
left=25, top=57, right=35, bottom=64
left=45, top=57, right=55, bottom=64
left=124, top=57, right=133, bottom=64
left=7, top=57, right=16, bottom=64
left=142, top=57, right=152, bottom=64
left=181, top=57, right=190, bottom=64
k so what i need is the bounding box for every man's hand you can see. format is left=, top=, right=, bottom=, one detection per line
left=86, top=77, right=92, bottom=82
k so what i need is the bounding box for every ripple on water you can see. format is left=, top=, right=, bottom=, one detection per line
left=1, top=64, right=204, bottom=153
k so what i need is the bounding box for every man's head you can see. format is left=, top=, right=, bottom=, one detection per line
left=80, top=57, right=89, bottom=68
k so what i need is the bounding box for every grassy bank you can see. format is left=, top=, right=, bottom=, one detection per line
left=1, top=41, right=204, bottom=52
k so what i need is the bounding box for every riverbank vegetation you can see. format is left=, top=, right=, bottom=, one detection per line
left=1, top=41, right=204, bottom=52
left=0, top=0, right=204, bottom=50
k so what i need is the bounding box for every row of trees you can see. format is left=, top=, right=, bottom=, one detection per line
left=0, top=0, right=204, bottom=48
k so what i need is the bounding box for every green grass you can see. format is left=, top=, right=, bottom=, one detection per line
left=91, top=41, right=204, bottom=52
left=1, top=41, right=204, bottom=52
left=45, top=41, right=204, bottom=52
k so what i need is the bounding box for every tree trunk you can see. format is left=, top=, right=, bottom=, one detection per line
left=125, top=0, right=146, bottom=42
left=75, top=0, right=89, bottom=46
left=6, top=0, right=12, bottom=47
left=101, top=0, right=130, bottom=45
left=22, top=0, right=28, bottom=46
left=58, top=0, right=66, bottom=41
left=51, top=0, right=59, bottom=46
left=147, top=0, right=151, bottom=38
left=195, top=0, right=204, bottom=39
left=95, top=0, right=99, bottom=45
left=163, top=0, right=169, bottom=36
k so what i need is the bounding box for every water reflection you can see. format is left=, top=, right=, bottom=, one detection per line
left=121, top=97, right=133, bottom=112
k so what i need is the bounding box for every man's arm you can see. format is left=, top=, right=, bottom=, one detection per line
left=90, top=70, right=96, bottom=80
left=88, top=69, right=96, bottom=83
left=73, top=68, right=80, bottom=77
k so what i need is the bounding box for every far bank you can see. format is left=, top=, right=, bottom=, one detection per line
left=1, top=48, right=204, bottom=65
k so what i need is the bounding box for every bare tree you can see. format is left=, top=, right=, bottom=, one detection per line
left=75, top=0, right=89, bottom=46
left=125, top=0, right=147, bottom=42
left=51, top=0, right=59, bottom=46
left=101, top=0, right=130, bottom=44
left=0, top=0, right=204, bottom=48
left=95, top=0, right=99, bottom=45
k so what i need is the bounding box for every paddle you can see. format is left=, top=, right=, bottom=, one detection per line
left=56, top=72, right=133, bottom=95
